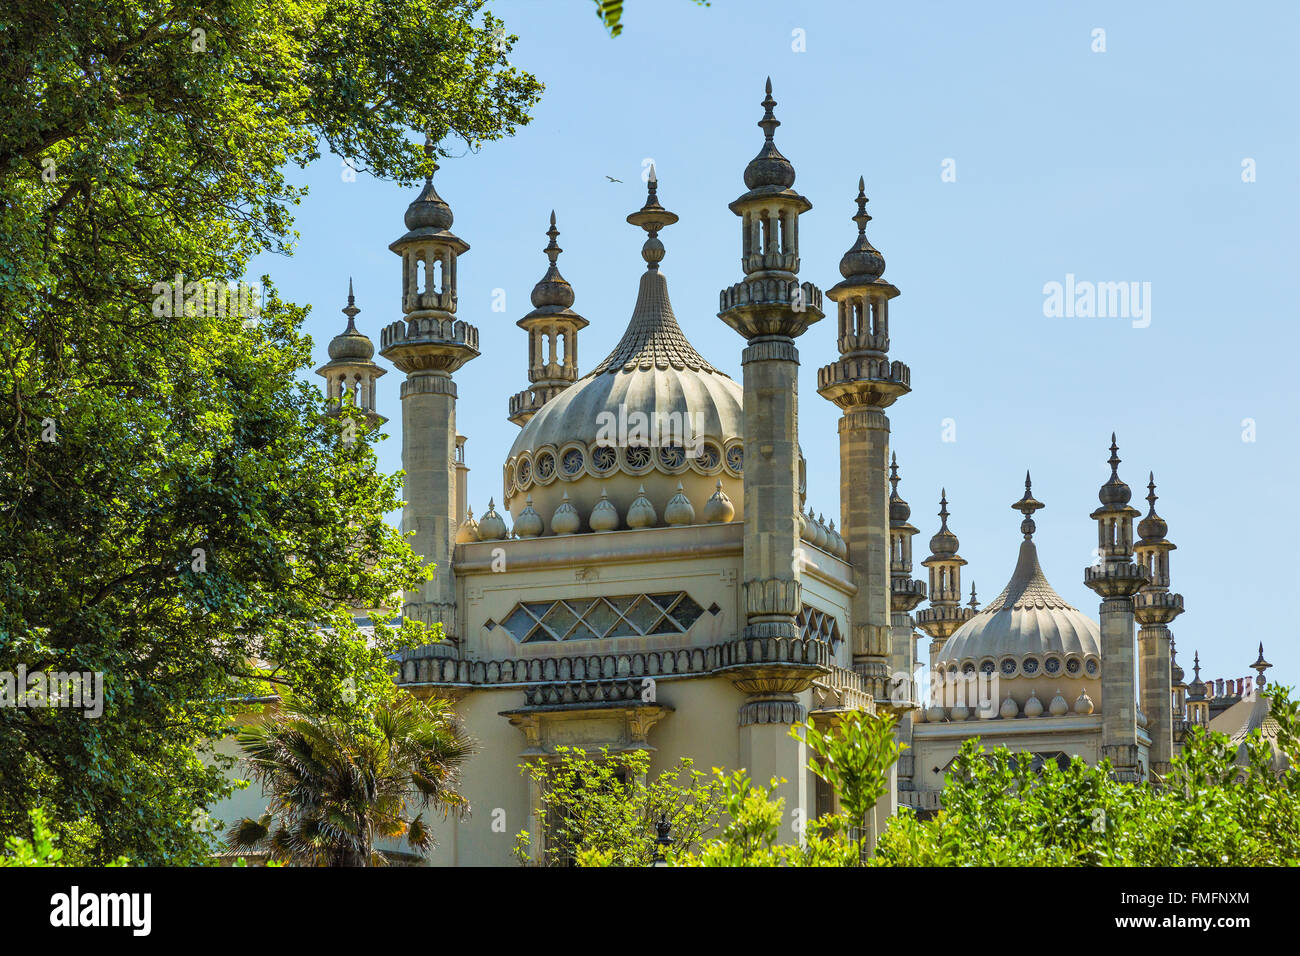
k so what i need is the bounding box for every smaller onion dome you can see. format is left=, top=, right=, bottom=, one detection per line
left=477, top=499, right=507, bottom=541
left=589, top=489, right=619, bottom=532
left=1170, top=637, right=1185, bottom=685
left=1000, top=695, right=1020, bottom=719
left=627, top=485, right=658, bottom=529
left=798, top=509, right=810, bottom=541
left=514, top=496, right=543, bottom=538
left=327, top=280, right=376, bottom=361
left=529, top=211, right=576, bottom=310
left=703, top=480, right=735, bottom=524
left=888, top=453, right=911, bottom=524
left=1097, top=433, right=1133, bottom=506
left=664, top=482, right=695, bottom=526
left=1137, top=472, right=1169, bottom=542
left=742, top=78, right=796, bottom=190
left=1049, top=692, right=1070, bottom=717
left=828, top=520, right=847, bottom=559
left=925, top=703, right=947, bottom=723
left=837, top=177, right=885, bottom=281
left=812, top=513, right=829, bottom=551
left=455, top=507, right=478, bottom=544
left=1024, top=691, right=1044, bottom=718
left=551, top=492, right=580, bottom=535
left=403, top=142, right=455, bottom=231
left=1074, top=690, right=1095, bottom=715
left=928, top=490, right=960, bottom=556
left=950, top=702, right=970, bottom=722
left=1186, top=651, right=1207, bottom=700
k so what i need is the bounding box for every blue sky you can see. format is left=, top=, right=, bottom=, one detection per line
left=254, top=1, right=1300, bottom=688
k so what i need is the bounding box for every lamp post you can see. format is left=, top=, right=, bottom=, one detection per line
left=649, top=815, right=673, bottom=867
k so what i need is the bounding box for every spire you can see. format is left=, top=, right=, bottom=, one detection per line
left=1098, top=432, right=1133, bottom=506
left=528, top=211, right=577, bottom=310
left=1011, top=470, right=1045, bottom=539
left=967, top=582, right=979, bottom=611
left=837, top=176, right=886, bottom=282
left=626, top=164, right=678, bottom=272
left=1251, top=643, right=1272, bottom=688
left=741, top=77, right=796, bottom=191
left=1137, top=471, right=1169, bottom=542
left=343, top=277, right=359, bottom=332
left=888, top=451, right=911, bottom=523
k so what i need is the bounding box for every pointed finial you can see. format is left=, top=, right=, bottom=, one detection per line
left=627, top=166, right=678, bottom=270
left=422, top=133, right=437, bottom=182
left=938, top=489, right=950, bottom=530
left=544, top=211, right=561, bottom=265
left=1109, top=432, right=1121, bottom=477
left=853, top=176, right=872, bottom=234
left=1012, top=470, right=1045, bottom=539
left=759, top=77, right=779, bottom=141
left=1192, top=651, right=1201, bottom=680
left=968, top=582, right=979, bottom=610
left=1146, top=471, right=1158, bottom=512
left=1252, top=642, right=1272, bottom=686
left=342, top=279, right=360, bottom=331
left=889, top=452, right=901, bottom=495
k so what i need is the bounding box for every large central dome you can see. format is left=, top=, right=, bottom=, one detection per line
left=502, top=175, right=745, bottom=532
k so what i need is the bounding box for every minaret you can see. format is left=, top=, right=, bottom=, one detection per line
left=1185, top=651, right=1210, bottom=728
left=315, top=280, right=387, bottom=427
left=718, top=80, right=823, bottom=648
left=1083, top=435, right=1149, bottom=782
left=888, top=454, right=926, bottom=704
left=915, top=491, right=974, bottom=678
left=718, top=80, right=824, bottom=828
left=1170, top=637, right=1188, bottom=744
left=817, top=177, right=911, bottom=703
left=1133, top=473, right=1184, bottom=777
left=508, top=212, right=588, bottom=427
left=379, top=147, right=479, bottom=652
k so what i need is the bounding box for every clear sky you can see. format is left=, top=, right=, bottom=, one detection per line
left=253, top=1, right=1300, bottom=689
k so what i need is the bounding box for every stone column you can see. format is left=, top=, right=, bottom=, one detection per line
left=400, top=372, right=459, bottom=632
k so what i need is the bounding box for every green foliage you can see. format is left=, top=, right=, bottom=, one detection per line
left=0, top=1, right=539, bottom=863
left=591, top=0, right=710, bottom=38
left=2, top=808, right=128, bottom=866
left=874, top=685, right=1300, bottom=867
left=226, top=688, right=474, bottom=866
left=798, top=711, right=902, bottom=832
left=515, top=746, right=724, bottom=867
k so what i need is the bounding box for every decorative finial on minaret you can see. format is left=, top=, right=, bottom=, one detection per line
left=627, top=164, right=678, bottom=272
left=422, top=132, right=436, bottom=183
left=759, top=76, right=779, bottom=141
left=968, top=582, right=979, bottom=611
left=342, top=277, right=360, bottom=332
left=938, top=489, right=950, bottom=531
left=545, top=210, right=560, bottom=264
left=1012, top=470, right=1045, bottom=540
left=854, top=176, right=871, bottom=232
left=889, top=451, right=900, bottom=496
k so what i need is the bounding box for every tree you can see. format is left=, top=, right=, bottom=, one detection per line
left=515, top=746, right=724, bottom=867
left=226, top=689, right=473, bottom=866
left=590, top=0, right=711, bottom=38
left=0, top=0, right=541, bottom=863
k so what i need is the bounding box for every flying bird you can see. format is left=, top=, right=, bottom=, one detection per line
left=605, top=175, right=623, bottom=183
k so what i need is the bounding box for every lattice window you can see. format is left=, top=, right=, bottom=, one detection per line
left=795, top=606, right=842, bottom=646
left=500, top=592, right=705, bottom=642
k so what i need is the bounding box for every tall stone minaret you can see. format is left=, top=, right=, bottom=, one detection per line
left=379, top=150, right=479, bottom=654
left=315, top=280, right=387, bottom=427
left=817, top=178, right=911, bottom=704
left=1133, top=473, right=1184, bottom=777
left=1084, top=435, right=1149, bottom=782
left=508, top=212, right=588, bottom=427
left=718, top=80, right=823, bottom=825
left=915, top=492, right=974, bottom=684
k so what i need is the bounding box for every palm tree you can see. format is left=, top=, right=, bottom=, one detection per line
left=225, top=690, right=474, bottom=866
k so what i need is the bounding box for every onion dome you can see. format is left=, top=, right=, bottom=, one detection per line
left=742, top=78, right=796, bottom=191
left=1170, top=637, right=1185, bottom=684
left=403, top=139, right=454, bottom=232
left=838, top=177, right=886, bottom=281
left=1049, top=692, right=1070, bottom=717
left=505, top=169, right=742, bottom=530
left=514, top=496, right=543, bottom=538
left=925, top=702, right=947, bottom=723
left=928, top=490, right=960, bottom=556
left=327, top=279, right=375, bottom=361
left=589, top=489, right=619, bottom=532
left=939, top=480, right=1101, bottom=667
left=704, top=480, right=735, bottom=523
left=455, top=507, right=478, bottom=544
left=530, top=211, right=575, bottom=310
left=664, top=482, right=695, bottom=526
left=1074, top=690, right=1095, bottom=715
left=477, top=499, right=507, bottom=541
left=1137, top=472, right=1169, bottom=542
left=812, top=513, right=829, bottom=551
left=627, top=485, right=658, bottom=529
left=888, top=453, right=911, bottom=524
left=1024, top=691, right=1044, bottom=718
left=551, top=492, right=580, bottom=535
left=950, top=702, right=970, bottom=722
left=827, top=520, right=847, bottom=559
left=1000, top=695, right=1020, bottom=719
left=1098, top=433, right=1133, bottom=506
